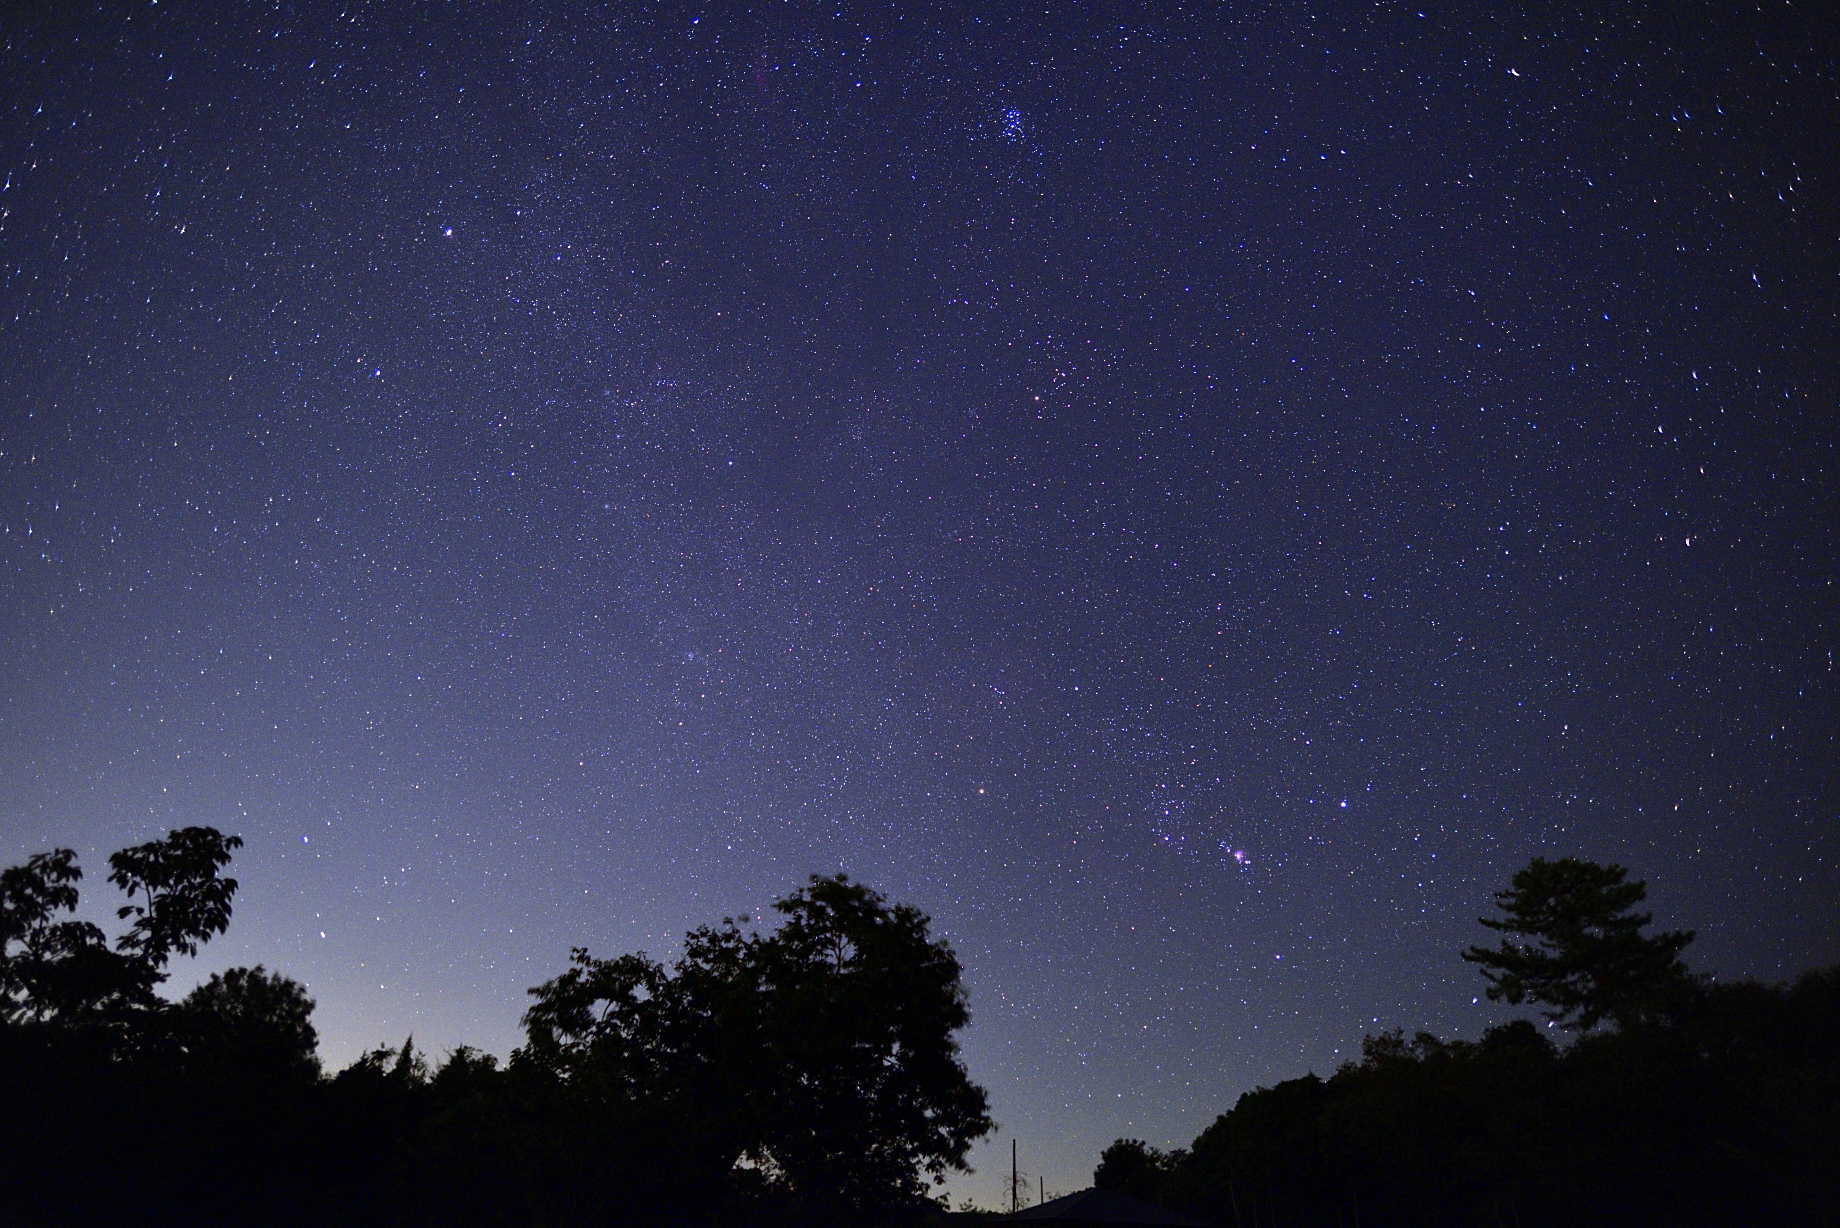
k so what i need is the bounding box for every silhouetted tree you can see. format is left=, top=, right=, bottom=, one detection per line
left=1, top=828, right=243, bottom=1041
left=521, top=873, right=993, bottom=1217
left=180, top=964, right=319, bottom=1083
left=1, top=828, right=254, bottom=1223
left=109, top=827, right=243, bottom=969
left=1462, top=857, right=1694, bottom=1031
left=1, top=847, right=136, bottom=1027
left=1115, top=862, right=1839, bottom=1228
left=1095, top=1138, right=1171, bottom=1203
left=1, top=850, right=84, bottom=1010
left=408, top=1046, right=547, bottom=1225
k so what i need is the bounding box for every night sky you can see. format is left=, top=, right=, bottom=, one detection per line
left=4, top=1, right=1836, bottom=1204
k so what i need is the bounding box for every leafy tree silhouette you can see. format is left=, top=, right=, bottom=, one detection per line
left=109, top=826, right=243, bottom=966
left=180, top=964, right=319, bottom=1083
left=1095, top=861, right=1838, bottom=1228
left=1095, top=1137, right=1174, bottom=1203
left=1, top=828, right=282, bottom=1224
left=2, top=847, right=110, bottom=1024
left=1462, top=857, right=1694, bottom=1031
left=1, top=827, right=243, bottom=1037
left=520, top=872, right=993, bottom=1217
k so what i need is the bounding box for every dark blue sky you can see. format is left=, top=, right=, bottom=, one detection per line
left=3, top=1, right=1835, bottom=1204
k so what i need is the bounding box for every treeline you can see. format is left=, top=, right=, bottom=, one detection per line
left=0, top=829, right=991, bottom=1226
left=1098, top=859, right=1840, bottom=1227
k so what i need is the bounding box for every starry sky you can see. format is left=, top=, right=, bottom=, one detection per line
left=3, top=0, right=1836, bottom=1204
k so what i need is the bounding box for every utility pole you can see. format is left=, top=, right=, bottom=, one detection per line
left=1012, top=1138, right=1018, bottom=1214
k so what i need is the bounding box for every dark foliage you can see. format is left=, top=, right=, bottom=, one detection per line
left=1112, top=978, right=1840, bottom=1227
left=1094, top=1138, right=1177, bottom=1204
left=1, top=838, right=988, bottom=1226
left=515, top=873, right=994, bottom=1221
left=0, top=828, right=317, bottom=1224
left=2, top=847, right=143, bottom=1027
left=180, top=963, right=321, bottom=1082
left=12, top=836, right=1832, bottom=1227
left=1098, top=858, right=1839, bottom=1227
left=1461, top=856, right=1695, bottom=1031
left=109, top=827, right=244, bottom=968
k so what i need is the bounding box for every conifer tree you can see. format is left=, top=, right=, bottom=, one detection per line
left=1463, top=857, right=1694, bottom=1031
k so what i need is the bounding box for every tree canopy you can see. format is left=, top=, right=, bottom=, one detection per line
left=1461, top=856, right=1695, bottom=1031
left=1091, top=857, right=1837, bottom=1227
left=5, top=837, right=992, bottom=1224
left=520, top=872, right=993, bottom=1215
left=1, top=827, right=244, bottom=1032
left=7, top=834, right=1836, bottom=1227
left=1095, top=1138, right=1177, bottom=1204
left=180, top=964, right=320, bottom=1082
